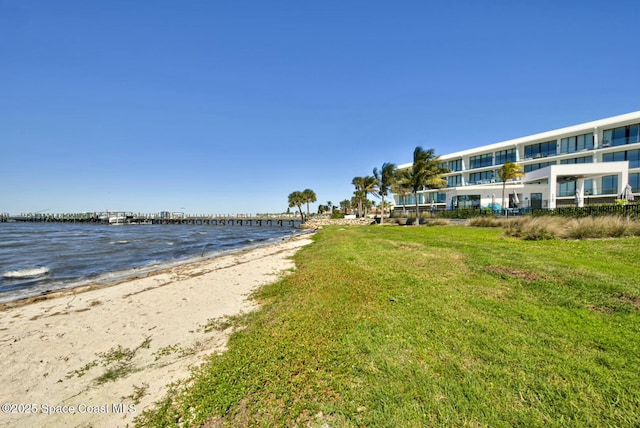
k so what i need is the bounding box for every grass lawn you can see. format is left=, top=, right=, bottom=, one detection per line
left=137, top=225, right=640, bottom=427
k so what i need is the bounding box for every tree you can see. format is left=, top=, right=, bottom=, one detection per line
left=352, top=176, right=377, bottom=218
left=396, top=147, right=448, bottom=226
left=339, top=199, right=352, bottom=214
left=302, top=189, right=317, bottom=217
left=351, top=177, right=366, bottom=218
left=288, top=191, right=306, bottom=223
left=380, top=200, right=393, bottom=215
left=373, top=162, right=397, bottom=224
left=391, top=177, right=412, bottom=216
left=497, top=162, right=524, bottom=215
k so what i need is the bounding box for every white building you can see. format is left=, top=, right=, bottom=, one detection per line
left=394, top=111, right=640, bottom=212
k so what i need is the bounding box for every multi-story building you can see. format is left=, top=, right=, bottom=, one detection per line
left=394, top=111, right=640, bottom=212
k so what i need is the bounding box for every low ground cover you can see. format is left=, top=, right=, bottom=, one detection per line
left=137, top=226, right=640, bottom=427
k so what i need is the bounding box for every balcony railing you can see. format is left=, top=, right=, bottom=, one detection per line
left=461, top=178, right=523, bottom=186
left=557, top=188, right=619, bottom=198
left=602, top=136, right=640, bottom=147
left=523, top=152, right=557, bottom=160
left=559, top=147, right=594, bottom=154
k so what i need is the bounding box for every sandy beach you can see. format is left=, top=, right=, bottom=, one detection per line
left=0, top=234, right=313, bottom=428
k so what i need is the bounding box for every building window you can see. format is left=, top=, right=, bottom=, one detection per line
left=469, top=171, right=494, bottom=184
left=495, top=149, right=516, bottom=165
left=601, top=175, right=618, bottom=195
left=603, top=152, right=625, bottom=163
left=602, top=150, right=640, bottom=168
left=560, top=156, right=593, bottom=164
left=524, top=140, right=557, bottom=159
left=630, top=173, right=640, bottom=193
left=399, top=194, right=420, bottom=205
left=558, top=180, right=576, bottom=197
left=560, top=133, right=594, bottom=154
left=447, top=175, right=462, bottom=187
left=524, top=161, right=555, bottom=173
left=559, top=179, right=594, bottom=197
left=627, top=150, right=639, bottom=168
left=448, top=159, right=463, bottom=172
left=397, top=194, right=408, bottom=205
left=454, top=195, right=480, bottom=209
left=426, top=192, right=447, bottom=203
left=602, top=123, right=640, bottom=147
left=469, top=153, right=493, bottom=169
left=584, top=179, right=594, bottom=196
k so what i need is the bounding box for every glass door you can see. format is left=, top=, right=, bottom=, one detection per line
left=530, top=193, right=542, bottom=210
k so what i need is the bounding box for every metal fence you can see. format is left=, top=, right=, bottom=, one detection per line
left=531, top=204, right=639, bottom=218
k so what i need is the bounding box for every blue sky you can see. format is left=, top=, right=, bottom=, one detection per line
left=1, top=1, right=639, bottom=215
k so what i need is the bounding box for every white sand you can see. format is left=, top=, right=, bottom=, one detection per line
left=0, top=235, right=313, bottom=428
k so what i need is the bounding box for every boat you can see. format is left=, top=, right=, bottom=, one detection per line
left=108, top=215, right=126, bottom=225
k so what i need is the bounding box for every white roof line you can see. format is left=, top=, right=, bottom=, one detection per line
left=438, top=110, right=640, bottom=160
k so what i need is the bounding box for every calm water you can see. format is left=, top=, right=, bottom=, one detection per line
left=0, top=222, right=307, bottom=303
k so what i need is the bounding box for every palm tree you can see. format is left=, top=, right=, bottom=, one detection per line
left=339, top=199, right=352, bottom=214
left=302, top=189, right=317, bottom=217
left=391, top=178, right=411, bottom=216
left=396, top=147, right=448, bottom=226
left=351, top=177, right=365, bottom=218
left=380, top=200, right=393, bottom=214
left=326, top=201, right=333, bottom=214
left=288, top=191, right=306, bottom=223
left=373, top=162, right=397, bottom=224
left=363, top=176, right=378, bottom=217
left=497, top=162, right=524, bottom=215
left=352, top=176, right=377, bottom=218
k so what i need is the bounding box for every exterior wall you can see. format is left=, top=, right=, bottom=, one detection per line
left=394, top=111, right=640, bottom=211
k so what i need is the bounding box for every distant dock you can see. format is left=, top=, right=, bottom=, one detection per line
left=0, top=212, right=301, bottom=227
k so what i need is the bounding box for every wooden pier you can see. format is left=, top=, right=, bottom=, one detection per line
left=1, top=213, right=301, bottom=227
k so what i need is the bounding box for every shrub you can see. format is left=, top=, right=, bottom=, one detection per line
left=420, top=212, right=438, bottom=219
left=468, top=217, right=505, bottom=228
left=503, top=215, right=640, bottom=240
left=503, top=217, right=564, bottom=240
left=565, top=218, right=606, bottom=239
left=425, top=219, right=450, bottom=226
left=439, top=208, right=487, bottom=219
left=564, top=216, right=639, bottom=239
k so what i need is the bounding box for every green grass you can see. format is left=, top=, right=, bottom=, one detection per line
left=136, top=226, right=640, bottom=427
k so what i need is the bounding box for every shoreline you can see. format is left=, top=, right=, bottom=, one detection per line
left=0, top=231, right=312, bottom=310
left=0, top=233, right=314, bottom=427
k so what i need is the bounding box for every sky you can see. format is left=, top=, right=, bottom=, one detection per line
left=1, top=0, right=639, bottom=215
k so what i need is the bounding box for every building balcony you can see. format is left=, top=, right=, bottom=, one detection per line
left=523, top=152, right=557, bottom=160
left=605, top=136, right=640, bottom=147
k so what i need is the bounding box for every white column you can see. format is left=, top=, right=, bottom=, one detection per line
left=592, top=175, right=600, bottom=196
left=549, top=172, right=557, bottom=209
left=576, top=178, right=585, bottom=208
left=620, top=168, right=629, bottom=196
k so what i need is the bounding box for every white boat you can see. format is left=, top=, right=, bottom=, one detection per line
left=108, top=215, right=125, bottom=225
left=129, top=219, right=153, bottom=225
